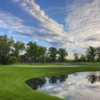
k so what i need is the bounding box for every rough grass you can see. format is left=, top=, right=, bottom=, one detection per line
left=0, top=62, right=100, bottom=100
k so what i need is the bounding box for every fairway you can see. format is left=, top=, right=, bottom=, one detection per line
left=8, top=63, right=80, bottom=67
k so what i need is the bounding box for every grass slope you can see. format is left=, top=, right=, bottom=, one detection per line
left=0, top=63, right=100, bottom=100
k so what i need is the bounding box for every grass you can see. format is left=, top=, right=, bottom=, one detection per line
left=0, top=62, right=100, bottom=100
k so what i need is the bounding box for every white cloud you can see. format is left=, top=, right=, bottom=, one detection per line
left=19, top=0, right=67, bottom=38
left=66, top=0, right=100, bottom=49
left=0, top=0, right=69, bottom=47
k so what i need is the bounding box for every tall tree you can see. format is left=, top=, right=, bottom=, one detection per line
left=48, top=47, right=57, bottom=62
left=58, top=48, right=68, bottom=62
left=26, top=42, right=39, bottom=65
left=45, top=52, right=52, bottom=63
left=0, top=35, right=14, bottom=64
left=12, top=41, right=25, bottom=64
left=80, top=54, right=85, bottom=62
left=85, top=54, right=91, bottom=62
left=20, top=53, right=29, bottom=63
left=74, top=53, right=78, bottom=62
left=96, top=47, right=100, bottom=61
left=85, top=46, right=96, bottom=63
left=38, top=46, right=47, bottom=63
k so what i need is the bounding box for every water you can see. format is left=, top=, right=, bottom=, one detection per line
left=25, top=71, right=100, bottom=100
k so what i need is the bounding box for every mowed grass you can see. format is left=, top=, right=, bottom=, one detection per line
left=0, top=62, right=100, bottom=100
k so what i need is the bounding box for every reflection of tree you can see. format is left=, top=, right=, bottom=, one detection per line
left=58, top=75, right=68, bottom=82
left=49, top=75, right=68, bottom=84
left=87, top=75, right=100, bottom=83
left=25, top=78, right=46, bottom=90
left=49, top=76, right=58, bottom=84
left=25, top=75, right=68, bottom=90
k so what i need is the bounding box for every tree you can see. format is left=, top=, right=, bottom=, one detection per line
left=85, top=54, right=91, bottom=62
left=20, top=53, right=29, bottom=63
left=58, top=48, right=68, bottom=62
left=26, top=42, right=39, bottom=65
left=96, top=47, right=100, bottom=61
left=0, top=35, right=14, bottom=65
left=74, top=53, right=78, bottom=62
left=45, top=52, right=52, bottom=63
left=48, top=47, right=57, bottom=62
left=80, top=54, right=85, bottom=62
left=58, top=56, right=62, bottom=62
left=38, top=46, right=47, bottom=63
left=85, top=46, right=96, bottom=63
left=12, top=41, right=25, bottom=64
left=8, top=56, right=17, bottom=64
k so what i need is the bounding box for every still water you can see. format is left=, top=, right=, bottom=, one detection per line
left=25, top=71, right=100, bottom=100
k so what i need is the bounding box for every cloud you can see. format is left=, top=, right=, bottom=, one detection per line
left=17, top=0, right=67, bottom=37
left=0, top=0, right=69, bottom=48
left=66, top=0, right=100, bottom=49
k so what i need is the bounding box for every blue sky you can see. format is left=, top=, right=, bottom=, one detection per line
left=0, top=0, right=100, bottom=59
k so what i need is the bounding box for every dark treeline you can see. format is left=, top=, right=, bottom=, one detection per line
left=0, top=34, right=68, bottom=65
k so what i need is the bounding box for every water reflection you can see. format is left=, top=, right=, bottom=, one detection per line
left=49, top=75, right=68, bottom=84
left=25, top=78, right=46, bottom=90
left=25, top=75, right=68, bottom=90
left=25, top=71, right=100, bottom=100
left=87, top=75, right=100, bottom=83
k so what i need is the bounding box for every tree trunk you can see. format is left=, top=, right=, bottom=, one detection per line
left=17, top=61, right=18, bottom=65
left=99, top=55, right=100, bottom=62
left=92, top=58, right=93, bottom=63
left=30, top=59, right=31, bottom=65
left=62, top=56, right=64, bottom=63
left=52, top=56, right=54, bottom=63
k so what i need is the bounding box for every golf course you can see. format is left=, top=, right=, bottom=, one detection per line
left=0, top=62, right=100, bottom=100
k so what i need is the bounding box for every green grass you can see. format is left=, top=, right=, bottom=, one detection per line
left=0, top=62, right=100, bottom=100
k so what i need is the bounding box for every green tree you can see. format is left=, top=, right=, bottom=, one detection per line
left=48, top=47, right=57, bottom=62
left=38, top=46, right=47, bottom=63
left=58, top=56, right=62, bottom=62
left=8, top=56, right=17, bottom=64
left=85, top=46, right=96, bottom=63
left=26, top=42, right=39, bottom=65
left=12, top=41, right=25, bottom=64
left=85, top=54, right=91, bottom=62
left=20, top=53, right=29, bottom=63
left=96, top=47, right=100, bottom=61
left=0, top=35, right=14, bottom=65
left=80, top=54, right=85, bottom=62
left=74, top=53, right=78, bottom=62
left=58, top=48, right=68, bottom=62
left=45, top=52, right=52, bottom=63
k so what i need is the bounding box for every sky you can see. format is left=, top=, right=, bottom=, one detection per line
left=0, top=0, right=100, bottom=59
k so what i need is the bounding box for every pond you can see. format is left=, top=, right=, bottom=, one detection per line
left=25, top=71, right=100, bottom=100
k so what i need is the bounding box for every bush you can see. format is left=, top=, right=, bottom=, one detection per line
left=8, top=56, right=17, bottom=64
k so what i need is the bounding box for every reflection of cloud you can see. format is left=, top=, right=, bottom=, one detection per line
left=38, top=72, right=100, bottom=100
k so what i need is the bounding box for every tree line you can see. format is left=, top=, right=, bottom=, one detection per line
left=0, top=34, right=68, bottom=65
left=1, top=34, right=100, bottom=65
left=73, top=46, right=100, bottom=63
